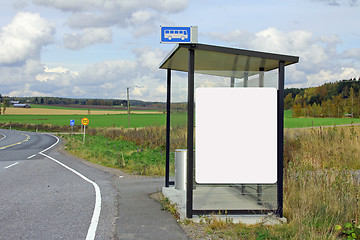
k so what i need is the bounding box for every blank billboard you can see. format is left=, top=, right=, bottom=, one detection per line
left=195, top=87, right=277, bottom=184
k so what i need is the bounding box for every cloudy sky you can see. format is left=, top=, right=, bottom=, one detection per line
left=0, top=0, right=359, bottom=101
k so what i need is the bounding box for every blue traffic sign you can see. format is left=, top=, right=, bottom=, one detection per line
left=70, top=119, right=75, bottom=126
left=160, top=26, right=197, bottom=44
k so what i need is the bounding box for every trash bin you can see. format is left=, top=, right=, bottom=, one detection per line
left=175, top=149, right=196, bottom=190
left=175, top=149, right=187, bottom=190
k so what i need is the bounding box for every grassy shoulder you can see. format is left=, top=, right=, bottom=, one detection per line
left=179, top=126, right=360, bottom=239
left=61, top=133, right=174, bottom=176
left=61, top=124, right=360, bottom=239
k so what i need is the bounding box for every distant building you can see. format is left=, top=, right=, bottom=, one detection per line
left=13, top=104, right=31, bottom=108
left=9, top=101, right=20, bottom=105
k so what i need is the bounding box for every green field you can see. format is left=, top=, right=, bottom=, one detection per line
left=0, top=112, right=187, bottom=128
left=0, top=108, right=359, bottom=129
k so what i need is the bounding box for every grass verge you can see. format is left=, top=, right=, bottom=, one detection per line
left=61, top=133, right=173, bottom=176
left=165, top=126, right=360, bottom=239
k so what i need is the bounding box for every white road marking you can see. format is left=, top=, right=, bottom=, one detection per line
left=4, top=162, right=19, bottom=169
left=39, top=134, right=102, bottom=240
left=0, top=133, right=6, bottom=141
left=27, top=154, right=36, bottom=159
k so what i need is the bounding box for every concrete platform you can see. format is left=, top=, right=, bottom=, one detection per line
left=162, top=186, right=286, bottom=225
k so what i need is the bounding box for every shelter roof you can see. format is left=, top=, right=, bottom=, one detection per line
left=159, top=43, right=299, bottom=78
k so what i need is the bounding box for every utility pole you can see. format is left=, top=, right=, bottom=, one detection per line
left=127, top=87, right=130, bottom=128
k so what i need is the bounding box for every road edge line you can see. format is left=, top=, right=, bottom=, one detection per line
left=39, top=134, right=102, bottom=240
left=4, top=162, right=19, bottom=169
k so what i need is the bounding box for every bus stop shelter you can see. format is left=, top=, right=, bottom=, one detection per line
left=160, top=43, right=299, bottom=219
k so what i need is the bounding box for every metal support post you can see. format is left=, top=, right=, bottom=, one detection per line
left=243, top=72, right=248, bottom=87
left=165, top=69, right=171, bottom=187
left=230, top=77, right=235, bottom=87
left=127, top=87, right=130, bottom=128
left=186, top=48, right=195, bottom=219
left=259, top=67, right=264, bottom=87
left=277, top=61, right=285, bottom=218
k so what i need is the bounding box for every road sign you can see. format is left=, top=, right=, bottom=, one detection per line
left=81, top=118, right=89, bottom=126
left=70, top=119, right=75, bottom=126
left=160, top=26, right=198, bottom=44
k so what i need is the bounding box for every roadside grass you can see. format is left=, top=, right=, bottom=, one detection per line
left=61, top=133, right=174, bottom=176
left=280, top=126, right=360, bottom=239
left=60, top=125, right=187, bottom=176
left=61, top=125, right=187, bottom=176
left=177, top=125, right=360, bottom=239
left=60, top=123, right=360, bottom=239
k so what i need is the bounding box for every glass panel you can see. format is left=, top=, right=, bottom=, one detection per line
left=193, top=184, right=277, bottom=211
left=191, top=70, right=279, bottom=211
left=169, top=71, right=188, bottom=181
left=195, top=70, right=278, bottom=89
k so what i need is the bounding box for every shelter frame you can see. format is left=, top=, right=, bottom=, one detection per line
left=160, top=43, right=299, bottom=218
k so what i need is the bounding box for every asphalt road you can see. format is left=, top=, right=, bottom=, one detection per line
left=0, top=129, right=188, bottom=240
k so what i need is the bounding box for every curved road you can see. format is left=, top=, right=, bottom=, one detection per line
left=0, top=129, right=188, bottom=240
left=0, top=129, right=117, bottom=239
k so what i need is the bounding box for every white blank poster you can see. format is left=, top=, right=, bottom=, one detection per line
left=195, top=87, right=277, bottom=184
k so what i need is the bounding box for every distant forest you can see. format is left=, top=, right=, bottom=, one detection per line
left=284, top=78, right=360, bottom=118
left=0, top=95, right=165, bottom=109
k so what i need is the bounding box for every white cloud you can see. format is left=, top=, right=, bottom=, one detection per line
left=132, top=85, right=148, bottom=97
left=72, top=86, right=86, bottom=96
left=0, top=12, right=55, bottom=65
left=35, top=66, right=79, bottom=83
left=127, top=11, right=153, bottom=26
left=81, top=59, right=138, bottom=86
left=156, top=85, right=167, bottom=94
left=9, top=83, right=48, bottom=97
left=32, top=0, right=189, bottom=13
left=13, top=0, right=29, bottom=9
left=313, top=0, right=359, bottom=7
left=32, top=0, right=98, bottom=12
left=0, top=60, right=44, bottom=87
left=134, top=47, right=165, bottom=71
left=205, top=27, right=360, bottom=88
left=125, top=11, right=157, bottom=37
left=307, top=67, right=360, bottom=86
left=207, top=27, right=338, bottom=67
left=341, top=48, right=360, bottom=59
left=33, top=0, right=188, bottom=41
left=208, top=28, right=317, bottom=65
left=63, top=28, right=112, bottom=49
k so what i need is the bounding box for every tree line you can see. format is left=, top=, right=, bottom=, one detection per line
left=0, top=95, right=165, bottom=111
left=284, top=78, right=360, bottom=118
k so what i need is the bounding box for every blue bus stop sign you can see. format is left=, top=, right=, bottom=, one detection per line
left=70, top=119, right=75, bottom=126
left=160, top=26, right=198, bottom=44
